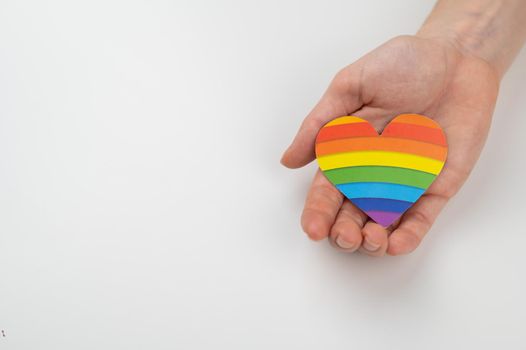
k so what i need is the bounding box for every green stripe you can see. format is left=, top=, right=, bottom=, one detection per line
left=322, top=166, right=436, bottom=189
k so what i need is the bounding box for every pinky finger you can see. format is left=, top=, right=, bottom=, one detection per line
left=387, top=193, right=449, bottom=256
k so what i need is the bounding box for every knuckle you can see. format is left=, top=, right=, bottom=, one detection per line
left=410, top=209, right=433, bottom=231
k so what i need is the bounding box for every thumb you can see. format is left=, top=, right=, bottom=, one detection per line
left=280, top=68, right=363, bottom=168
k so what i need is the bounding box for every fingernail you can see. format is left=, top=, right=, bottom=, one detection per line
left=363, top=238, right=380, bottom=252
left=336, top=235, right=356, bottom=250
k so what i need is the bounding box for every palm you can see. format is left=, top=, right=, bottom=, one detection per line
left=282, top=36, right=499, bottom=255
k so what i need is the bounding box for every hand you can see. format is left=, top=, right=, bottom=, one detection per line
left=281, top=35, right=499, bottom=256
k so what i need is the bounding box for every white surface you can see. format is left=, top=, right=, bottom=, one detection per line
left=1, top=0, right=525, bottom=349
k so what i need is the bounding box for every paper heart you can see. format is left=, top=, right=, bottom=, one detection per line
left=315, top=114, right=447, bottom=227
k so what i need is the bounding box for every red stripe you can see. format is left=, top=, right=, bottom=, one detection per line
left=316, top=123, right=377, bottom=143
left=382, top=123, right=446, bottom=146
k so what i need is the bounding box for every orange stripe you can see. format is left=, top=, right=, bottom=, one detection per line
left=390, top=114, right=440, bottom=129
left=382, top=123, right=446, bottom=146
left=316, top=123, right=377, bottom=143
left=315, top=137, right=447, bottom=161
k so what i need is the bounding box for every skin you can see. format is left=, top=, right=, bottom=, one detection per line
left=281, top=0, right=526, bottom=256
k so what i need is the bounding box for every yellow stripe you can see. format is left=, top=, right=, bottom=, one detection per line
left=317, top=151, right=445, bottom=175
left=324, top=116, right=366, bottom=127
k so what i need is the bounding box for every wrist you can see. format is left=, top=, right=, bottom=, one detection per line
left=415, top=0, right=526, bottom=80
left=416, top=20, right=501, bottom=78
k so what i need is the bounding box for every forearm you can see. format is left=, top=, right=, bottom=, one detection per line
left=417, top=0, right=526, bottom=78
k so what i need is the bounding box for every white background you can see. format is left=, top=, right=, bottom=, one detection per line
left=1, top=0, right=525, bottom=349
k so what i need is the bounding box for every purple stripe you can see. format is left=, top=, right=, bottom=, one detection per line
left=365, top=210, right=403, bottom=227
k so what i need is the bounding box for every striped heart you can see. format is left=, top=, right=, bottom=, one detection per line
left=315, top=114, right=447, bottom=227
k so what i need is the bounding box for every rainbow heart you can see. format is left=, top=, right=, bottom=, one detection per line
left=315, top=114, right=448, bottom=227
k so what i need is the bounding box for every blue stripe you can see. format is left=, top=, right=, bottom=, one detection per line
left=336, top=182, right=425, bottom=202
left=351, top=198, right=413, bottom=213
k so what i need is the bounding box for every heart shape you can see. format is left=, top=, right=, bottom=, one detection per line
left=315, top=114, right=448, bottom=227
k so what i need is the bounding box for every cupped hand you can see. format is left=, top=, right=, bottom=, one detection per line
left=281, top=35, right=500, bottom=256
